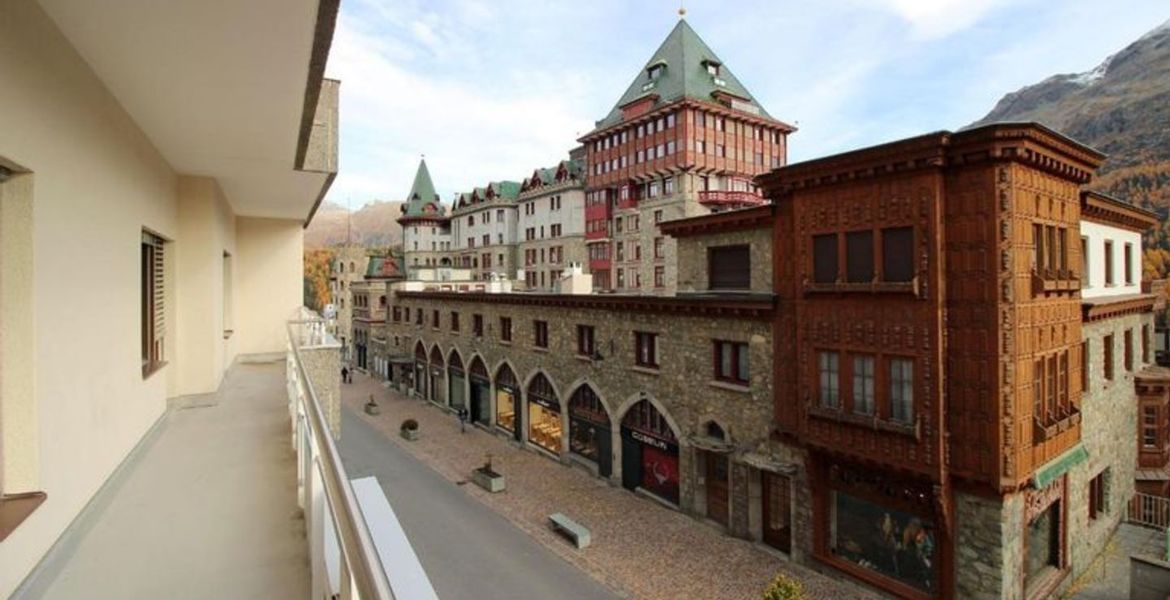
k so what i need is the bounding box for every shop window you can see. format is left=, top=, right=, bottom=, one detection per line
left=527, top=373, right=562, bottom=454
left=713, top=340, right=749, bottom=385
left=634, top=331, right=659, bottom=369
left=533, top=320, right=549, bottom=349
left=708, top=245, right=750, bottom=290
left=890, top=358, right=914, bottom=424
left=828, top=480, right=937, bottom=593
left=852, top=355, right=874, bottom=415
left=818, top=351, right=840, bottom=409
left=845, top=231, right=874, bottom=283
left=1088, top=469, right=1110, bottom=520
left=500, top=317, right=512, bottom=342
left=1103, top=334, right=1114, bottom=380
left=495, top=365, right=519, bottom=434
left=882, top=227, right=914, bottom=282
left=620, top=399, right=679, bottom=504
left=577, top=325, right=595, bottom=357
left=1025, top=501, right=1062, bottom=588
left=812, top=234, right=838, bottom=283
left=569, top=385, right=610, bottom=468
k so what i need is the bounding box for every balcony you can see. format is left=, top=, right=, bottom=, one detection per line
left=1031, top=268, right=1080, bottom=294
left=698, top=190, right=767, bottom=211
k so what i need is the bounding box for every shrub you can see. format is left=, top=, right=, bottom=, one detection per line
left=400, top=418, right=419, bottom=432
left=762, top=573, right=807, bottom=600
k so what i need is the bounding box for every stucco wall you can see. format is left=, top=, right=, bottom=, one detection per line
left=0, top=0, right=177, bottom=595
left=1080, top=220, right=1142, bottom=297
left=236, top=216, right=304, bottom=355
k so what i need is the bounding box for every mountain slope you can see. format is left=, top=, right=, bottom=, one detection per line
left=304, top=200, right=408, bottom=249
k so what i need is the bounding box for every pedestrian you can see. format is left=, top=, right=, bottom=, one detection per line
left=341, top=366, right=349, bottom=384
left=458, top=407, right=468, bottom=434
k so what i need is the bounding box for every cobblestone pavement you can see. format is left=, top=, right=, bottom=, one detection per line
left=341, top=372, right=874, bottom=600
left=1068, top=522, right=1164, bottom=599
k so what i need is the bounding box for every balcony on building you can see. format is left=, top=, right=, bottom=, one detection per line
left=0, top=1, right=429, bottom=598
left=698, top=190, right=767, bottom=212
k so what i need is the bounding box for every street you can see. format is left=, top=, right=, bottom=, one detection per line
left=338, top=405, right=623, bottom=600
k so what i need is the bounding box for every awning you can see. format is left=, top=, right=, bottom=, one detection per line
left=740, top=452, right=798, bottom=475
left=1034, top=443, right=1089, bottom=489
left=388, top=355, right=414, bottom=365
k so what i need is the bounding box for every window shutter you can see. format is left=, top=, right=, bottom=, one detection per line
left=142, top=231, right=166, bottom=367
left=881, top=227, right=914, bottom=282
left=709, top=245, right=750, bottom=290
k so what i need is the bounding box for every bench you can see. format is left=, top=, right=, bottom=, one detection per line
left=548, top=513, right=591, bottom=549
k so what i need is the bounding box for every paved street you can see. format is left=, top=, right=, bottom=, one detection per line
left=339, top=371, right=872, bottom=600
left=339, top=404, right=622, bottom=600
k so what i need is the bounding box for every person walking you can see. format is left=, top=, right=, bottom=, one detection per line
left=341, top=365, right=349, bottom=384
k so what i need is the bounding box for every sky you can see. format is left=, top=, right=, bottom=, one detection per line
left=323, top=0, right=1170, bottom=209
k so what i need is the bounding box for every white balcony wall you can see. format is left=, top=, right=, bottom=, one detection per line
left=237, top=217, right=305, bottom=356
left=1080, top=219, right=1143, bottom=299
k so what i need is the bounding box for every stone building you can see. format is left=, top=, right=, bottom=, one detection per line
left=328, top=244, right=368, bottom=360
left=516, top=158, right=587, bottom=291
left=399, top=158, right=453, bottom=274
left=579, top=17, right=795, bottom=294
left=351, top=253, right=405, bottom=375
left=450, top=181, right=521, bottom=280
left=381, top=214, right=803, bottom=550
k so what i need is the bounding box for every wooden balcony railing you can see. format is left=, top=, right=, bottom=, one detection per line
left=1031, top=268, right=1080, bottom=294
left=1128, top=492, right=1170, bottom=531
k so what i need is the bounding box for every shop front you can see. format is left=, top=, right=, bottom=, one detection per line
left=761, top=471, right=792, bottom=553
left=468, top=357, right=491, bottom=426
left=426, top=347, right=445, bottom=405
left=569, top=384, right=612, bottom=477
left=620, top=399, right=680, bottom=505
left=1023, top=476, right=1067, bottom=597
left=817, top=458, right=941, bottom=598
left=413, top=343, right=427, bottom=398
left=526, top=374, right=562, bottom=455
left=447, top=351, right=466, bottom=412
left=495, top=364, right=521, bottom=441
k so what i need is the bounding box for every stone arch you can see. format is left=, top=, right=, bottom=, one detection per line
left=428, top=344, right=445, bottom=367
left=413, top=340, right=427, bottom=361
left=564, top=377, right=616, bottom=427
left=492, top=358, right=520, bottom=388
left=616, top=392, right=684, bottom=441
left=700, top=418, right=731, bottom=443
left=522, top=368, right=565, bottom=405
left=468, top=353, right=490, bottom=381
left=447, top=347, right=464, bottom=370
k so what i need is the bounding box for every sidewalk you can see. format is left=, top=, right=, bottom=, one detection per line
left=341, top=372, right=872, bottom=600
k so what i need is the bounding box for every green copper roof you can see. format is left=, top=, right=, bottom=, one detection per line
left=592, top=19, right=771, bottom=132
left=489, top=181, right=522, bottom=200
left=400, top=159, right=445, bottom=219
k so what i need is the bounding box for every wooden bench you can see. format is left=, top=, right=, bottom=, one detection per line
left=548, top=513, right=591, bottom=549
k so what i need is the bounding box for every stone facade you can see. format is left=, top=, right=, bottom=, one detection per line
left=953, top=491, right=1026, bottom=600
left=328, top=245, right=368, bottom=361
left=675, top=225, right=772, bottom=294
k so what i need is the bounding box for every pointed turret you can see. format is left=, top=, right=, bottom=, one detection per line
left=589, top=18, right=779, bottom=133
left=398, top=158, right=445, bottom=221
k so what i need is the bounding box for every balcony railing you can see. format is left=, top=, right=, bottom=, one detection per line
left=1128, top=492, right=1170, bottom=531
left=698, top=190, right=767, bottom=209
left=286, top=311, right=397, bottom=600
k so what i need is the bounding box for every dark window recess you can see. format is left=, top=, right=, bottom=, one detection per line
left=845, top=231, right=874, bottom=283
left=577, top=325, right=595, bottom=357
left=534, top=320, right=549, bottom=349
left=882, top=227, right=914, bottom=282
left=500, top=317, right=512, bottom=342
left=473, top=314, right=483, bottom=337
left=812, top=234, right=838, bottom=283
left=635, top=332, right=659, bottom=368
left=708, top=245, right=750, bottom=290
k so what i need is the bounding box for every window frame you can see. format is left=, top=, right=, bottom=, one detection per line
left=634, top=331, right=659, bottom=369
left=713, top=340, right=750, bottom=385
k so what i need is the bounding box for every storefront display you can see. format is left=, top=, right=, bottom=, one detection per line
left=495, top=365, right=520, bottom=439
left=469, top=358, right=491, bottom=426
left=825, top=463, right=938, bottom=594
left=447, top=352, right=465, bottom=411
left=569, top=385, right=611, bottom=475
left=1024, top=477, right=1065, bottom=591
left=621, top=399, right=680, bottom=505
left=526, top=374, right=562, bottom=454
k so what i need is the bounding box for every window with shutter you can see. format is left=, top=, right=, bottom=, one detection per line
left=881, top=227, right=914, bottom=282
left=708, top=245, right=750, bottom=290
left=141, top=230, right=167, bottom=376
left=812, top=234, right=838, bottom=283
left=845, top=231, right=874, bottom=283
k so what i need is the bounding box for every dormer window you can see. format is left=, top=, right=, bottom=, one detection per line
left=703, top=59, right=721, bottom=76
left=647, top=61, right=666, bottom=80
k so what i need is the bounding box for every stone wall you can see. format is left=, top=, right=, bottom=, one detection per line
left=675, top=227, right=772, bottom=294
left=1067, top=312, right=1149, bottom=576
left=954, top=491, right=1025, bottom=600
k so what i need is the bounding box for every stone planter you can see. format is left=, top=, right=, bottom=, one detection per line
left=400, top=428, right=419, bottom=441
left=471, top=467, right=505, bottom=493
left=365, top=403, right=381, bottom=416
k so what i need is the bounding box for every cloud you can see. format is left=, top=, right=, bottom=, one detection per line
left=861, top=0, right=1009, bottom=39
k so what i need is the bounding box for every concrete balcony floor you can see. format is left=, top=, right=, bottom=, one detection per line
left=31, top=362, right=308, bottom=600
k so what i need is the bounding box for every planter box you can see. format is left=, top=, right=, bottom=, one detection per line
left=400, top=429, right=419, bottom=441
left=471, top=468, right=505, bottom=493
left=365, top=403, right=381, bottom=416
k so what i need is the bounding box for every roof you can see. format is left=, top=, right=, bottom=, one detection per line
left=520, top=159, right=584, bottom=194
left=399, top=159, right=446, bottom=220
left=365, top=255, right=406, bottom=280
left=591, top=18, right=772, bottom=132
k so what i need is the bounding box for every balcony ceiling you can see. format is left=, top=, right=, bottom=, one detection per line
left=39, top=0, right=331, bottom=221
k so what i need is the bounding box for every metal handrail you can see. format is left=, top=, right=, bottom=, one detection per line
left=287, top=318, right=394, bottom=600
